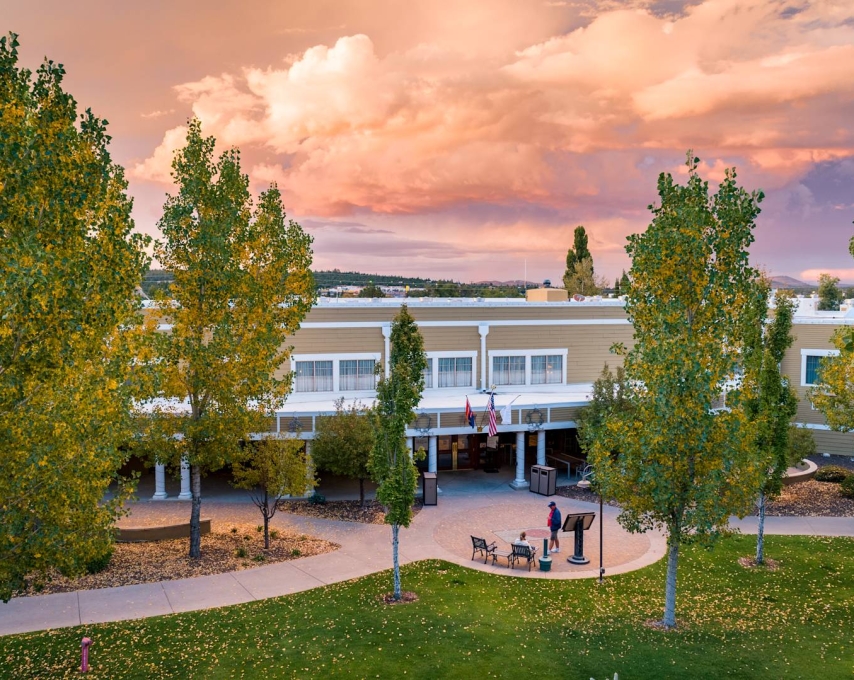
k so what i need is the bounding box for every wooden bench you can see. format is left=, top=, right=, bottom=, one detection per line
left=471, top=535, right=497, bottom=563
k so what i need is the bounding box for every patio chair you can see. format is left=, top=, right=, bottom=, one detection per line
left=471, top=535, right=497, bottom=563
left=509, top=544, right=537, bottom=571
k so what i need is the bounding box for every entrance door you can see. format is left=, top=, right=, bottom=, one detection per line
left=437, top=435, right=476, bottom=470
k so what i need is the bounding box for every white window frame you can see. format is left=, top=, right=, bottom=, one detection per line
left=291, top=353, right=381, bottom=393
left=801, top=349, right=838, bottom=387
left=426, top=350, right=477, bottom=390
left=491, top=354, right=527, bottom=386
left=487, top=349, right=568, bottom=387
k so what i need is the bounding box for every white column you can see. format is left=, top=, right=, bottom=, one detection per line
left=510, top=430, right=529, bottom=489
left=537, top=430, right=546, bottom=466
left=428, top=436, right=438, bottom=473
left=152, top=463, right=168, bottom=500
left=178, top=459, right=192, bottom=500
left=406, top=437, right=414, bottom=459
left=478, top=324, right=489, bottom=391
left=382, top=324, right=392, bottom=379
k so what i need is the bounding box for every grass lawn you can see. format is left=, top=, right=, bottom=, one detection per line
left=2, top=535, right=853, bottom=679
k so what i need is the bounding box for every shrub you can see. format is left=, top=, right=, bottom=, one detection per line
left=840, top=476, right=854, bottom=499
left=85, top=548, right=113, bottom=575
left=230, top=527, right=238, bottom=534
left=235, top=547, right=248, bottom=558
left=814, top=465, right=849, bottom=483
left=252, top=554, right=266, bottom=562
left=291, top=548, right=301, bottom=557
left=308, top=492, right=326, bottom=506
left=255, top=525, right=263, bottom=533
left=270, top=530, right=280, bottom=540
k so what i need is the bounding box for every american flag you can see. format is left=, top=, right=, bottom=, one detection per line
left=487, top=393, right=497, bottom=436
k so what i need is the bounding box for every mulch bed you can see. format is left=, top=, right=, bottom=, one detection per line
left=17, top=523, right=338, bottom=598
left=738, top=556, right=780, bottom=570
left=380, top=591, right=419, bottom=605
left=765, top=479, right=854, bottom=517
left=555, top=485, right=620, bottom=507
left=279, top=499, right=423, bottom=525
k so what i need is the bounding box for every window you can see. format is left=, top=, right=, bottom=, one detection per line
left=438, top=357, right=473, bottom=387
left=422, top=358, right=433, bottom=389
left=340, top=359, right=376, bottom=391
left=295, top=360, right=333, bottom=392
left=805, top=355, right=822, bottom=386
left=532, top=355, right=562, bottom=384
left=801, top=349, right=838, bottom=386
left=493, top=356, right=526, bottom=385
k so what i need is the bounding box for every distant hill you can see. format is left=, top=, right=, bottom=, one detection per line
left=770, top=275, right=811, bottom=289
left=313, top=270, right=431, bottom=287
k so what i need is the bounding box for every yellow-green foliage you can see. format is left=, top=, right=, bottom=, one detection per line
left=0, top=34, right=150, bottom=599
left=139, top=119, right=315, bottom=557
left=590, top=153, right=767, bottom=626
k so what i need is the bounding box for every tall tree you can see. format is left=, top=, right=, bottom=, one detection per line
left=589, top=154, right=766, bottom=628
left=369, top=305, right=427, bottom=600
left=312, top=399, right=376, bottom=506
left=563, top=225, right=593, bottom=289
left=358, top=282, right=385, bottom=298
left=809, top=328, right=854, bottom=442
left=620, top=270, right=630, bottom=295
left=0, top=34, right=150, bottom=599
left=817, top=273, right=843, bottom=311
left=738, top=285, right=798, bottom=565
left=564, top=259, right=606, bottom=296
left=232, top=438, right=313, bottom=549
left=142, top=119, right=314, bottom=559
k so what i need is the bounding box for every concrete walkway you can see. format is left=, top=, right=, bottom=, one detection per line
left=2, top=472, right=852, bottom=637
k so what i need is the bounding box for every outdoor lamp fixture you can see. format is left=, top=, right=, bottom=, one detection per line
left=525, top=407, right=544, bottom=432
left=414, top=412, right=433, bottom=437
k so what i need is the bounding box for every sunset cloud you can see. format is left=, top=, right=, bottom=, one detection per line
left=109, top=0, right=854, bottom=280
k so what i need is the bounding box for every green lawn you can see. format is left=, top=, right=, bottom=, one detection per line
left=2, top=535, right=853, bottom=679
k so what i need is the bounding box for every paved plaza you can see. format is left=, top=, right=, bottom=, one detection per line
left=1, top=468, right=852, bottom=636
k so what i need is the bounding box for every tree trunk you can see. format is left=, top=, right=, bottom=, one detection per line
left=189, top=464, right=202, bottom=559
left=263, top=489, right=270, bottom=549
left=756, top=491, right=766, bottom=565
left=392, top=523, right=401, bottom=600
left=662, top=532, right=680, bottom=628
left=359, top=478, right=365, bottom=507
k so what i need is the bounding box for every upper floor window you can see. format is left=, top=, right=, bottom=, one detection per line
left=438, top=357, right=473, bottom=388
left=295, top=360, right=333, bottom=392
left=801, top=349, right=838, bottom=386
left=422, top=358, right=434, bottom=389
left=531, top=355, right=563, bottom=384
left=493, top=356, right=526, bottom=385
left=340, top=359, right=377, bottom=391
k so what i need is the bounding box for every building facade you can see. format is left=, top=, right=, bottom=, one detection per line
left=151, top=291, right=854, bottom=498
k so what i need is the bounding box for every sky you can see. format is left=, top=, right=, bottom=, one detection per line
left=6, top=0, right=854, bottom=284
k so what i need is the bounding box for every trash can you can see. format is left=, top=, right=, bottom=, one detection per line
left=422, top=472, right=438, bottom=506
left=530, top=465, right=556, bottom=496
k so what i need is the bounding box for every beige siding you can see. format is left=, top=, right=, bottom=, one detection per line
left=421, top=327, right=480, bottom=352
left=289, top=327, right=383, bottom=355
left=409, top=412, right=439, bottom=430
left=810, top=429, right=854, bottom=456
left=278, top=415, right=313, bottom=432
left=440, top=412, right=466, bottom=428
left=304, top=304, right=628, bottom=324
left=549, top=406, right=581, bottom=423
left=785, top=323, right=842, bottom=428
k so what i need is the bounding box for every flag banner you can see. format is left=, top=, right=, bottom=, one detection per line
left=465, top=397, right=475, bottom=428
left=487, top=435, right=499, bottom=449
left=500, top=402, right=512, bottom=424
left=487, top=393, right=498, bottom=436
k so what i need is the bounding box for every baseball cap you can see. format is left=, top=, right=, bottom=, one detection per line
left=548, top=501, right=556, bottom=507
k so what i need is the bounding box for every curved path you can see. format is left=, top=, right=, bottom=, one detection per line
left=1, top=483, right=852, bottom=637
